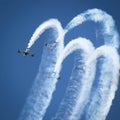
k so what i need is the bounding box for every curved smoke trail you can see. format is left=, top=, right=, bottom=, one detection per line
left=85, top=46, right=119, bottom=120
left=19, top=19, right=64, bottom=120
left=53, top=37, right=96, bottom=120
left=65, top=8, right=119, bottom=49
left=19, top=8, right=119, bottom=120
left=53, top=8, right=119, bottom=120
left=27, top=19, right=64, bottom=49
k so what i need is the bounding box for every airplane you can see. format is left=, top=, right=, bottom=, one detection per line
left=18, top=48, right=34, bottom=57
left=52, top=72, right=61, bottom=80
left=75, top=65, right=86, bottom=72
left=48, top=73, right=61, bottom=80
left=45, top=41, right=58, bottom=50
left=57, top=76, right=61, bottom=80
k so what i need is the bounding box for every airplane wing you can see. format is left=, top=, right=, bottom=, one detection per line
left=27, top=52, right=34, bottom=57
left=18, top=49, right=24, bottom=54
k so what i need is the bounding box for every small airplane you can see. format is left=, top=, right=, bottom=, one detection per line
left=48, top=73, right=61, bottom=80
left=45, top=41, right=58, bottom=50
left=52, top=72, right=61, bottom=80
left=57, top=76, right=61, bottom=80
left=18, top=48, right=34, bottom=57
left=75, top=65, right=86, bottom=72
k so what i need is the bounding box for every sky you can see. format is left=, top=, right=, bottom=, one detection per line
left=0, top=0, right=120, bottom=120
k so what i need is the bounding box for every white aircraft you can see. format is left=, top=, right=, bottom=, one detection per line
left=75, top=65, right=86, bottom=72
left=45, top=41, right=58, bottom=50
left=52, top=72, right=61, bottom=80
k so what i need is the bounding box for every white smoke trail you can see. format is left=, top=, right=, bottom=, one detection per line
left=53, top=8, right=119, bottom=120
left=27, top=19, right=64, bottom=49
left=53, top=37, right=96, bottom=120
left=18, top=8, right=120, bottom=120
left=65, top=8, right=119, bottom=49
left=54, top=37, right=94, bottom=73
left=19, top=19, right=64, bottom=120
left=85, top=45, right=119, bottom=120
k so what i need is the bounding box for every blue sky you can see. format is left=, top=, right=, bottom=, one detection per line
left=0, top=0, right=120, bottom=120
